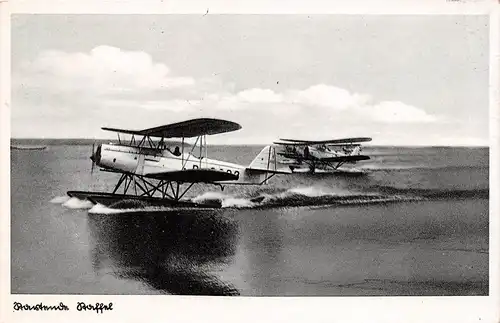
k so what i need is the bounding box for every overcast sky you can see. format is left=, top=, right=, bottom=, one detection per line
left=11, top=14, right=489, bottom=145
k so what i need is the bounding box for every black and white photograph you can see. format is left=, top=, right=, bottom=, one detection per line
left=6, top=6, right=496, bottom=309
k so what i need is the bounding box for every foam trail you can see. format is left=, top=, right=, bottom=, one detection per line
left=88, top=204, right=130, bottom=214
left=284, top=186, right=359, bottom=198
left=50, top=196, right=70, bottom=204
left=62, top=197, right=94, bottom=209
left=191, top=191, right=227, bottom=203
left=221, top=197, right=255, bottom=208
left=192, top=191, right=255, bottom=209
left=88, top=203, right=185, bottom=214
left=287, top=186, right=334, bottom=197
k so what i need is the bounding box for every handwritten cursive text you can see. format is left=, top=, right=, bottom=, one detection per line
left=76, top=302, right=113, bottom=314
left=13, top=302, right=69, bottom=311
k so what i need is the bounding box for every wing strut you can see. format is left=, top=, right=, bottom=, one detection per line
left=106, top=171, right=210, bottom=202
left=181, top=137, right=184, bottom=165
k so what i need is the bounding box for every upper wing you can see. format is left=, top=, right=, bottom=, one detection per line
left=279, top=137, right=372, bottom=145
left=274, top=141, right=307, bottom=146
left=102, top=118, right=242, bottom=138
left=101, top=128, right=142, bottom=136
left=145, top=168, right=239, bottom=183
left=275, top=142, right=361, bottom=148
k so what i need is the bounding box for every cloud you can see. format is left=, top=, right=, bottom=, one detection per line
left=19, top=45, right=195, bottom=94
left=17, top=46, right=436, bottom=125
left=210, top=84, right=436, bottom=124
left=13, top=46, right=439, bottom=143
left=103, top=99, right=203, bottom=112
left=367, top=101, right=437, bottom=123
left=236, top=88, right=284, bottom=103
left=286, top=84, right=371, bottom=110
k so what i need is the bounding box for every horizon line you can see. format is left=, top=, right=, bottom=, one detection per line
left=10, top=137, right=489, bottom=148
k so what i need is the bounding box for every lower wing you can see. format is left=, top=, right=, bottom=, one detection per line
left=146, top=169, right=239, bottom=183
left=319, top=155, right=371, bottom=162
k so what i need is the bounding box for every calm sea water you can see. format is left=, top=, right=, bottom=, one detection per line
left=11, top=143, right=489, bottom=295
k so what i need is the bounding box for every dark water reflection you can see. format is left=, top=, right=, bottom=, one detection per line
left=87, top=207, right=240, bottom=295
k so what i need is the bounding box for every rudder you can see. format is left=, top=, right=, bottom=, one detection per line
left=248, top=145, right=276, bottom=171
left=247, top=145, right=291, bottom=174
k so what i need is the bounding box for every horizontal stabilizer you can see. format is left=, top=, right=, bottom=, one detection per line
left=146, top=169, right=238, bottom=183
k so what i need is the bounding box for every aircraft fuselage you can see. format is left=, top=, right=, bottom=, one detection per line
left=93, top=143, right=276, bottom=184
left=96, top=143, right=244, bottom=177
left=282, top=144, right=361, bottom=160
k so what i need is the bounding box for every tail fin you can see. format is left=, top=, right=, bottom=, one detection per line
left=247, top=145, right=291, bottom=174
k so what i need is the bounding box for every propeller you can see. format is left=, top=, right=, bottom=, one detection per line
left=90, top=143, right=96, bottom=174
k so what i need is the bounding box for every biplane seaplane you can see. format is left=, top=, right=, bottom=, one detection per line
left=67, top=118, right=291, bottom=208
left=273, top=137, right=372, bottom=174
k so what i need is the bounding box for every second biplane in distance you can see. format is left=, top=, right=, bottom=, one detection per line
left=67, top=118, right=292, bottom=209
left=273, top=137, right=372, bottom=174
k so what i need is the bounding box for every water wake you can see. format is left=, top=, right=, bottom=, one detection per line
left=192, top=192, right=257, bottom=208
left=87, top=203, right=193, bottom=214
left=54, top=184, right=487, bottom=213
left=61, top=197, right=94, bottom=209
left=192, top=184, right=487, bottom=210
left=50, top=195, right=70, bottom=204
left=192, top=186, right=424, bottom=210
left=359, top=165, right=487, bottom=172
left=374, top=186, right=489, bottom=200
